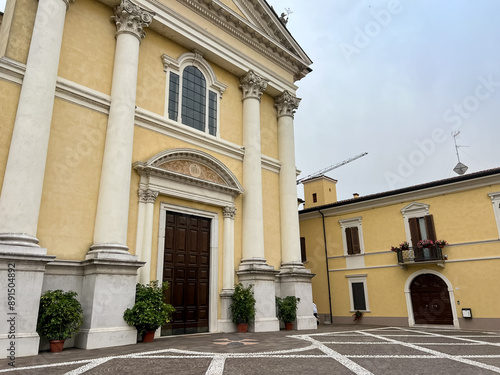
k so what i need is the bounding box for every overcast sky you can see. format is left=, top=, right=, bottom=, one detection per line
left=269, top=0, right=500, bottom=201
left=1, top=0, right=499, bottom=202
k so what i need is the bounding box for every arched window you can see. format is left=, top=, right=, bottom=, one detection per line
left=163, top=51, right=226, bottom=137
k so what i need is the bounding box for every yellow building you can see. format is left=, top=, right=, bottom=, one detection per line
left=0, top=0, right=316, bottom=356
left=299, top=169, right=500, bottom=331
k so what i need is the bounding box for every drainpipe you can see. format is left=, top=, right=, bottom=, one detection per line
left=319, top=209, right=333, bottom=324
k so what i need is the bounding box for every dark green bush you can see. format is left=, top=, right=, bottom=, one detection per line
left=37, top=290, right=83, bottom=341
left=276, top=296, right=300, bottom=324
left=123, top=281, right=175, bottom=336
left=230, top=283, right=256, bottom=324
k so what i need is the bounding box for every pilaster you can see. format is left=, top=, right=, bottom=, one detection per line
left=137, top=189, right=158, bottom=284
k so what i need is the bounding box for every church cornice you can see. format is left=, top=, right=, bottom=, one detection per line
left=176, top=0, right=312, bottom=81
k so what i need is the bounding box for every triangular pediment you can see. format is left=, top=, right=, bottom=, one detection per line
left=401, top=202, right=430, bottom=216
left=177, top=0, right=312, bottom=81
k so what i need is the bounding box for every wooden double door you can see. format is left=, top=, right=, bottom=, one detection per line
left=410, top=274, right=453, bottom=325
left=162, top=211, right=210, bottom=335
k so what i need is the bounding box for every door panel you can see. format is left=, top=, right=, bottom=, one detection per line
left=162, top=211, right=210, bottom=335
left=411, top=274, right=453, bottom=325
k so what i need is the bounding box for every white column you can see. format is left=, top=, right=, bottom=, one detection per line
left=275, top=91, right=316, bottom=331
left=275, top=91, right=302, bottom=266
left=89, top=0, right=154, bottom=255
left=138, top=189, right=158, bottom=284
left=222, top=206, right=236, bottom=290
left=239, top=70, right=268, bottom=264
left=0, top=0, right=72, bottom=246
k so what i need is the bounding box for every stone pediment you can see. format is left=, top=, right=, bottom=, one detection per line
left=177, top=0, right=312, bottom=81
left=133, top=148, right=243, bottom=196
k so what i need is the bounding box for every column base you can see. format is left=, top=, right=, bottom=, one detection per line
left=218, top=289, right=236, bottom=333
left=237, top=260, right=280, bottom=333
left=0, top=245, right=55, bottom=357
left=0, top=233, right=40, bottom=247
left=76, top=252, right=144, bottom=350
left=277, top=265, right=317, bottom=331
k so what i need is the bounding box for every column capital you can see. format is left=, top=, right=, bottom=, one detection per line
left=239, top=70, right=268, bottom=100
left=112, top=0, right=155, bottom=42
left=275, top=90, right=301, bottom=118
left=138, top=189, right=159, bottom=203
left=223, top=206, right=236, bottom=219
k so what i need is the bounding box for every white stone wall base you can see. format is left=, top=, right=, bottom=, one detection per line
left=277, top=266, right=316, bottom=331
left=0, top=245, right=55, bottom=357
left=237, top=261, right=280, bottom=333
left=75, top=326, right=138, bottom=350
left=76, top=253, right=144, bottom=349
left=296, top=315, right=318, bottom=330
left=217, top=320, right=237, bottom=333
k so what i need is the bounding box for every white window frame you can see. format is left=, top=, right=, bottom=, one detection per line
left=401, top=202, right=430, bottom=245
left=162, top=50, right=227, bottom=138
left=346, top=274, right=370, bottom=312
left=339, top=217, right=364, bottom=256
left=489, top=192, right=500, bottom=238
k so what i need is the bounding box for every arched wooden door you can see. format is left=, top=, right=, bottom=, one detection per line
left=162, top=211, right=210, bottom=335
left=410, top=274, right=453, bottom=325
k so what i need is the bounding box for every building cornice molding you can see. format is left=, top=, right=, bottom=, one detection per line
left=174, top=0, right=311, bottom=81
left=300, top=174, right=500, bottom=220
left=1, top=63, right=281, bottom=174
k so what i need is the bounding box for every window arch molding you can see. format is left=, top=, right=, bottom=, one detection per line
left=162, top=50, right=227, bottom=137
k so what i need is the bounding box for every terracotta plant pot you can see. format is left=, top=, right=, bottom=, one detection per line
left=143, top=331, right=156, bottom=343
left=285, top=322, right=293, bottom=330
left=49, top=340, right=65, bottom=353
left=237, top=323, right=248, bottom=333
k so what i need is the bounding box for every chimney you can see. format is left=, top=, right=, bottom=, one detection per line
left=353, top=193, right=359, bottom=199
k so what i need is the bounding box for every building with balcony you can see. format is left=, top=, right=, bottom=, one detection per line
left=0, top=0, right=316, bottom=356
left=299, top=168, right=500, bottom=330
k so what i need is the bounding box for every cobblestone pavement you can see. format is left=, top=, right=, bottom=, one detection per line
left=1, top=325, right=500, bottom=374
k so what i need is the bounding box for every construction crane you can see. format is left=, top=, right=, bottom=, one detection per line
left=296, top=152, right=368, bottom=185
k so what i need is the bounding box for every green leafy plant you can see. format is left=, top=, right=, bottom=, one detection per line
left=36, top=290, right=83, bottom=341
left=123, top=281, right=175, bottom=336
left=276, top=296, right=300, bottom=324
left=230, top=283, right=256, bottom=324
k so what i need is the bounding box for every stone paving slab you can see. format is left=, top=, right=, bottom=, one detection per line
left=1, top=325, right=499, bottom=374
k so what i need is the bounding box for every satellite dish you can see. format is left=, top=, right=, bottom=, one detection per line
left=453, top=162, right=468, bottom=175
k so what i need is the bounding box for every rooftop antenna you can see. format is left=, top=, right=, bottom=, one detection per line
left=452, top=131, right=468, bottom=175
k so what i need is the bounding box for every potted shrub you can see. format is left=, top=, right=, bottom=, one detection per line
left=230, top=283, right=256, bottom=333
left=123, top=281, right=175, bottom=342
left=276, top=296, right=300, bottom=330
left=36, top=290, right=83, bottom=353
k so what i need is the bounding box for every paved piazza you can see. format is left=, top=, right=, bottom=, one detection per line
left=1, top=326, right=500, bottom=374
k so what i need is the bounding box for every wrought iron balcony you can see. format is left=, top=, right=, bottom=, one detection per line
left=396, top=244, right=445, bottom=269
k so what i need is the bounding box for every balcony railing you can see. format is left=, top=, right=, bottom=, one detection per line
left=396, top=244, right=445, bottom=269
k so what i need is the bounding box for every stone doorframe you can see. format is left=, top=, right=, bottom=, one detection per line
left=404, top=269, right=460, bottom=328
left=133, top=148, right=243, bottom=333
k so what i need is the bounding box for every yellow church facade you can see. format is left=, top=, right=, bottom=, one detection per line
left=299, top=169, right=500, bottom=331
left=0, top=0, right=316, bottom=356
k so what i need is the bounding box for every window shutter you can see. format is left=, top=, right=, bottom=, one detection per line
left=409, top=217, right=420, bottom=248
left=351, top=226, right=361, bottom=254
left=300, top=237, right=307, bottom=262
left=345, top=227, right=353, bottom=255
left=425, top=215, right=436, bottom=241
left=352, top=282, right=366, bottom=310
